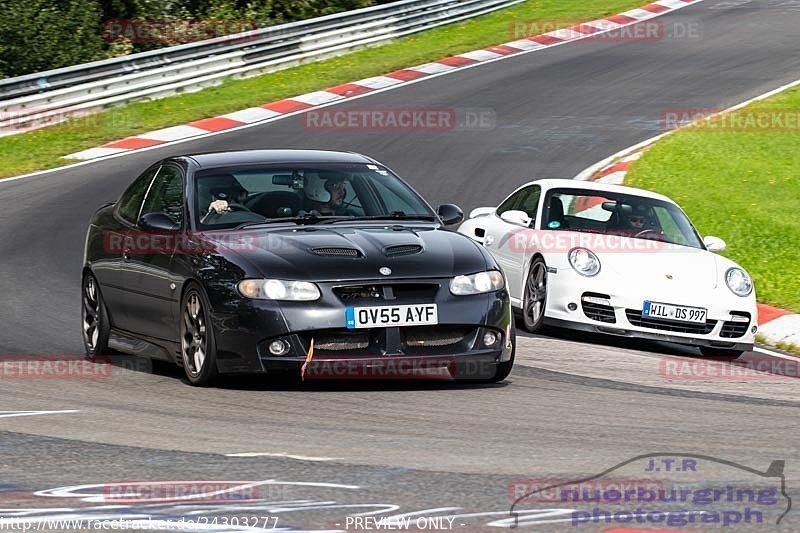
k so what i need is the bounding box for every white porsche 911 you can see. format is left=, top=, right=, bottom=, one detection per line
left=458, top=179, right=757, bottom=357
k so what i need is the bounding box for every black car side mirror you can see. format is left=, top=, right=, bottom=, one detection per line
left=139, top=212, right=180, bottom=231
left=437, top=204, right=464, bottom=226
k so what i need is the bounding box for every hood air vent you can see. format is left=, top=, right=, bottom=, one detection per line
left=384, top=244, right=423, bottom=257
left=311, top=247, right=362, bottom=258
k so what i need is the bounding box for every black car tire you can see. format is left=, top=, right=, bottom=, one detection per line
left=699, top=347, right=744, bottom=358
left=456, top=325, right=516, bottom=384
left=522, top=257, right=548, bottom=333
left=81, top=272, right=111, bottom=358
left=489, top=325, right=516, bottom=383
left=180, top=283, right=219, bottom=386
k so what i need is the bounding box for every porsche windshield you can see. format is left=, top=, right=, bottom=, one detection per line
left=543, top=188, right=705, bottom=249
left=194, top=163, right=435, bottom=228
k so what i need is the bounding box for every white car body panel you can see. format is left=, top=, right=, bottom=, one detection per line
left=458, top=179, right=757, bottom=350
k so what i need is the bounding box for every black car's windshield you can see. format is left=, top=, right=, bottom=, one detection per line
left=194, top=163, right=435, bottom=229
left=543, top=188, right=704, bottom=249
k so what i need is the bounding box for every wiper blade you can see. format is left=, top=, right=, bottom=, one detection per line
left=234, top=215, right=348, bottom=230
left=319, top=212, right=437, bottom=224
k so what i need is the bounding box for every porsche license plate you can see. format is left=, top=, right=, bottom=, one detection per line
left=642, top=301, right=707, bottom=324
left=346, top=304, right=438, bottom=329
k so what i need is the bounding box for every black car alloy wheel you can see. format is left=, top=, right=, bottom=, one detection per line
left=181, top=284, right=219, bottom=386
left=82, top=273, right=110, bottom=357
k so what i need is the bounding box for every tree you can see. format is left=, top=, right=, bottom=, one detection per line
left=0, top=0, right=106, bottom=78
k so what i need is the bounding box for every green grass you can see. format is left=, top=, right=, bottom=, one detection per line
left=626, top=86, right=800, bottom=312
left=0, top=0, right=644, bottom=178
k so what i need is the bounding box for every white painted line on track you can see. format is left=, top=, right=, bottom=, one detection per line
left=0, top=409, right=80, bottom=419
left=575, top=77, right=800, bottom=181
left=753, top=347, right=800, bottom=363
left=225, top=452, right=339, bottom=461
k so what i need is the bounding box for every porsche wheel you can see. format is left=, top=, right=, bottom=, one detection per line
left=181, top=284, right=219, bottom=386
left=81, top=272, right=111, bottom=358
left=522, top=257, right=547, bottom=333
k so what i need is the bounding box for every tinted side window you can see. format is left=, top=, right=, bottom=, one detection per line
left=118, top=166, right=159, bottom=223
left=516, top=185, right=541, bottom=220
left=496, top=190, right=524, bottom=215
left=140, top=165, right=185, bottom=225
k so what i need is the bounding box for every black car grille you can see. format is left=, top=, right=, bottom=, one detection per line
left=581, top=292, right=616, bottom=323
left=402, top=326, right=473, bottom=347
left=311, top=247, right=362, bottom=258
left=625, top=309, right=717, bottom=334
left=294, top=326, right=478, bottom=357
left=720, top=312, right=751, bottom=338
left=333, top=283, right=439, bottom=304
left=314, top=332, right=370, bottom=351
left=335, top=285, right=383, bottom=301
left=384, top=244, right=423, bottom=257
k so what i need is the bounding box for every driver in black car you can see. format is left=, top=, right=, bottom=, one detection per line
left=201, top=182, right=249, bottom=224
left=302, top=172, right=349, bottom=215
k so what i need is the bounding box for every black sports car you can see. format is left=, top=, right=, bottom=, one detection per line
left=82, top=150, right=515, bottom=385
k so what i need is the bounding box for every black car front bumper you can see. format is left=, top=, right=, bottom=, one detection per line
left=208, top=277, right=514, bottom=379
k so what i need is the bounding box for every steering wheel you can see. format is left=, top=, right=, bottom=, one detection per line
left=201, top=202, right=252, bottom=224
left=634, top=228, right=663, bottom=239
left=225, top=203, right=250, bottom=212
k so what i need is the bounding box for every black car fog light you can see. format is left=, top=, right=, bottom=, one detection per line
left=568, top=302, right=578, bottom=311
left=268, top=339, right=291, bottom=356
left=482, top=331, right=500, bottom=348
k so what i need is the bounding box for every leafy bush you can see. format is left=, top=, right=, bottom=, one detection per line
left=0, top=0, right=106, bottom=77
left=0, top=0, right=382, bottom=78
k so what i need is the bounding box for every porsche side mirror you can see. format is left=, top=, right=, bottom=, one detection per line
left=139, top=212, right=180, bottom=232
left=469, top=206, right=495, bottom=219
left=704, top=235, right=726, bottom=252
left=500, top=209, right=531, bottom=227
left=437, top=204, right=464, bottom=225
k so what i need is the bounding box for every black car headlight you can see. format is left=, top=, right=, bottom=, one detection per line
left=450, top=270, right=504, bottom=296
left=238, top=279, right=321, bottom=301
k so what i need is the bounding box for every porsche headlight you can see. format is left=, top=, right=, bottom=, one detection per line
left=568, top=247, right=601, bottom=277
left=450, top=270, right=505, bottom=296
left=725, top=268, right=753, bottom=297
left=238, top=279, right=321, bottom=301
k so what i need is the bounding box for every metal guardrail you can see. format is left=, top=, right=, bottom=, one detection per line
left=0, top=0, right=523, bottom=134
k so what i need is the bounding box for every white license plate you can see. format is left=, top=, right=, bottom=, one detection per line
left=345, top=304, right=438, bottom=329
left=643, top=301, right=707, bottom=324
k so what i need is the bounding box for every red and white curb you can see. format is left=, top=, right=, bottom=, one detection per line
left=575, top=139, right=800, bottom=352
left=66, top=0, right=703, bottom=161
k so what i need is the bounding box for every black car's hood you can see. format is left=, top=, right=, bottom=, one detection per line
left=207, top=224, right=489, bottom=281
